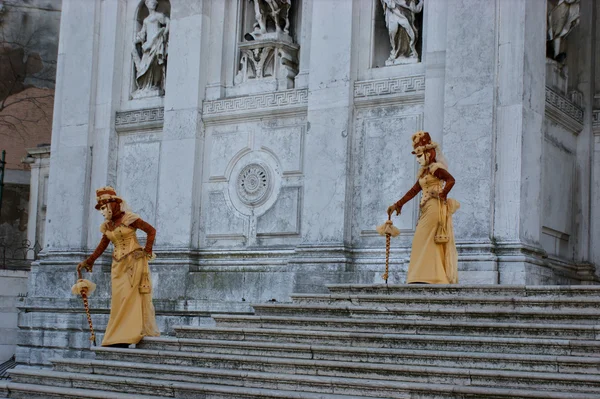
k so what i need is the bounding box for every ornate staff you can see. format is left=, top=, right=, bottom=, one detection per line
left=71, top=269, right=97, bottom=346
left=376, top=216, right=400, bottom=284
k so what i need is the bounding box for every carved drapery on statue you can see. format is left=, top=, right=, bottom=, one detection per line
left=235, top=0, right=299, bottom=91
left=131, top=0, right=170, bottom=99
left=380, top=0, right=423, bottom=65
left=546, top=0, right=580, bottom=61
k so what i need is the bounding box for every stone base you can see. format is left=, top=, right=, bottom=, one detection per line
left=17, top=244, right=596, bottom=366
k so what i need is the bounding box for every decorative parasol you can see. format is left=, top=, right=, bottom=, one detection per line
left=71, top=269, right=97, bottom=346
left=376, top=216, right=401, bottom=284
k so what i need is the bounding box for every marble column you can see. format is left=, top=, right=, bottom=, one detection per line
left=493, top=0, right=546, bottom=283
left=87, top=0, right=126, bottom=248
left=155, top=1, right=210, bottom=250
left=44, top=0, right=100, bottom=254
left=441, top=0, right=498, bottom=283
left=573, top=0, right=595, bottom=266
left=297, top=0, right=355, bottom=255
left=422, top=0, right=448, bottom=135
left=25, top=160, right=40, bottom=260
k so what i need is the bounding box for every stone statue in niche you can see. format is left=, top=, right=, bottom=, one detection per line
left=248, top=0, right=291, bottom=39
left=234, top=0, right=298, bottom=92
left=380, top=0, right=423, bottom=65
left=547, top=0, right=580, bottom=61
left=131, top=0, right=170, bottom=99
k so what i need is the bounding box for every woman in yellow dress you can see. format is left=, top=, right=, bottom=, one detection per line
left=388, top=132, right=460, bottom=284
left=77, top=186, right=160, bottom=347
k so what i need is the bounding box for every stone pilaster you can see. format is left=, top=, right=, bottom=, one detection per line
left=154, top=1, right=209, bottom=251
left=441, top=0, right=498, bottom=283
left=493, top=0, right=547, bottom=283
left=300, top=0, right=354, bottom=246
left=44, top=0, right=100, bottom=254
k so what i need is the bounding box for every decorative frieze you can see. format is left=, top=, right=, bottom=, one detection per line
left=202, top=88, right=308, bottom=119
left=545, top=87, right=584, bottom=133
left=354, top=75, right=425, bottom=106
left=115, top=107, right=164, bottom=131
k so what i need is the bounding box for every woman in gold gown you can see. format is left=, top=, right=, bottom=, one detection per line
left=388, top=132, right=460, bottom=284
left=77, top=186, right=160, bottom=347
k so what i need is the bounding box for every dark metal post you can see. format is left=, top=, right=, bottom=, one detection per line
left=0, top=150, right=5, bottom=217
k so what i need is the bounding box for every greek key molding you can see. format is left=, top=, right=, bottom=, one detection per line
left=203, top=89, right=308, bottom=119
left=115, top=107, right=164, bottom=131
left=354, top=75, right=425, bottom=99
left=545, top=87, right=583, bottom=133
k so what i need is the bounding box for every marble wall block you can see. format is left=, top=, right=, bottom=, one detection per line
left=351, top=104, right=424, bottom=248
left=441, top=0, right=496, bottom=242
left=116, top=132, right=162, bottom=226
left=541, top=120, right=577, bottom=259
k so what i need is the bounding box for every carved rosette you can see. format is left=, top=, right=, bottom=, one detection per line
left=236, top=163, right=272, bottom=206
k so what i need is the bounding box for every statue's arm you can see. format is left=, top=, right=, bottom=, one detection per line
left=135, top=22, right=147, bottom=43
left=130, top=218, right=156, bottom=255
left=433, top=168, right=455, bottom=200
left=163, top=15, right=170, bottom=35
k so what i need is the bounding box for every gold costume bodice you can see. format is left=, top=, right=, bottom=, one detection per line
left=418, top=172, right=443, bottom=207
left=105, top=225, right=142, bottom=261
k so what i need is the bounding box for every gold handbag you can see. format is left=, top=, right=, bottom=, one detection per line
left=139, top=272, right=151, bottom=294
left=434, top=197, right=449, bottom=244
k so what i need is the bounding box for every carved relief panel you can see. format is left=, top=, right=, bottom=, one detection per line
left=201, top=116, right=305, bottom=247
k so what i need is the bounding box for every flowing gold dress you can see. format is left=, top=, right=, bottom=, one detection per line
left=406, top=163, right=460, bottom=284
left=86, top=211, right=160, bottom=346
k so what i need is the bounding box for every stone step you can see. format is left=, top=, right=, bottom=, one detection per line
left=208, top=315, right=600, bottom=340
left=325, top=284, right=600, bottom=298
left=2, top=381, right=163, bottom=399
left=251, top=303, right=600, bottom=324
left=165, top=327, right=600, bottom=357
left=93, top=345, right=600, bottom=375
left=290, top=293, right=600, bottom=311
left=0, top=381, right=7, bottom=398
left=12, top=361, right=600, bottom=399
left=48, top=357, right=600, bottom=396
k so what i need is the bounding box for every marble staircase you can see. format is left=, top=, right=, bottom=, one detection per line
left=4, top=284, right=600, bottom=398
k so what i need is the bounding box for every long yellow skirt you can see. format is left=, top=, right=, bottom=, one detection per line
left=102, top=252, right=160, bottom=346
left=406, top=198, right=459, bottom=284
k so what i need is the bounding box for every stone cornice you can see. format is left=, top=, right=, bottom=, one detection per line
left=544, top=87, right=584, bottom=133
left=115, top=107, right=164, bottom=132
left=202, top=89, right=308, bottom=123
left=354, top=75, right=425, bottom=106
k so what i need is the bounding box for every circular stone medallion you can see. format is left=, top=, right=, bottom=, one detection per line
left=236, top=163, right=271, bottom=206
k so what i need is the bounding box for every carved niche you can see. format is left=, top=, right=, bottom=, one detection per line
left=545, top=0, right=580, bottom=95
left=375, top=0, right=424, bottom=66
left=131, top=0, right=171, bottom=99
left=235, top=0, right=299, bottom=92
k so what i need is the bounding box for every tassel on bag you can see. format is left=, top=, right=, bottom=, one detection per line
left=434, top=197, right=449, bottom=244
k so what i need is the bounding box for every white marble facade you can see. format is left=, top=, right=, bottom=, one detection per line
left=36, top=0, right=599, bottom=307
